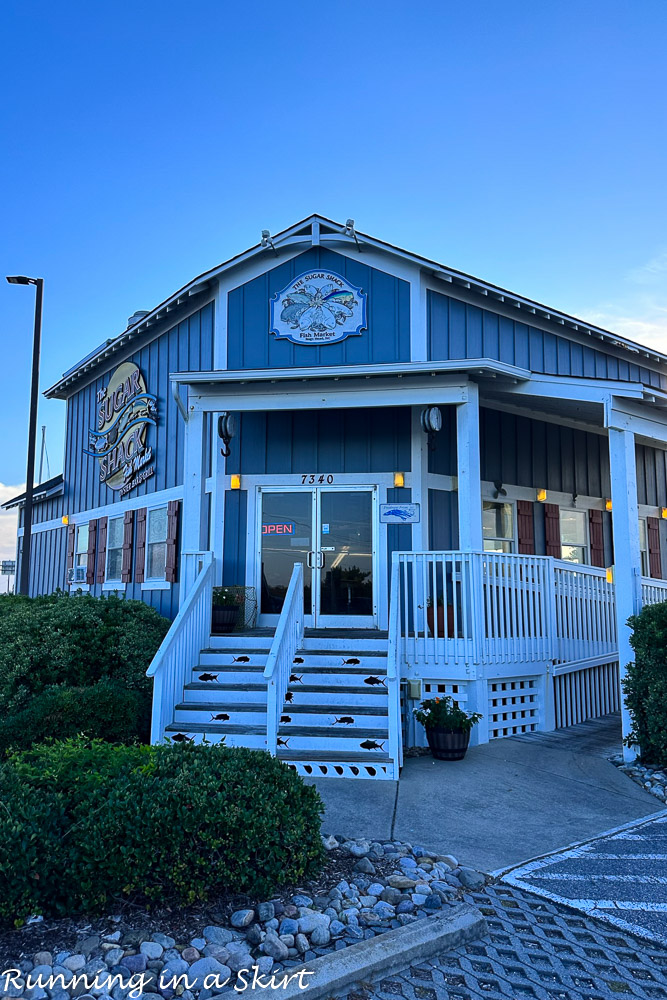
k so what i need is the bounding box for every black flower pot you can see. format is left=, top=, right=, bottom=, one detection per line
left=212, top=604, right=241, bottom=635
left=426, top=726, right=470, bottom=761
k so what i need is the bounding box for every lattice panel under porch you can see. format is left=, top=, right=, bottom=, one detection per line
left=421, top=680, right=468, bottom=709
left=488, top=678, right=539, bottom=739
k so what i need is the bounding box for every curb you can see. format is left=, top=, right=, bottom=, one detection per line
left=235, top=902, right=487, bottom=997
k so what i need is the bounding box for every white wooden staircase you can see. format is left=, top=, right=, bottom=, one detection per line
left=164, top=629, right=398, bottom=779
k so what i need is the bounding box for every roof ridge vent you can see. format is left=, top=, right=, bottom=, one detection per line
left=127, top=309, right=150, bottom=329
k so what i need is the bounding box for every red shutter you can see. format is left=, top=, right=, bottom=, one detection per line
left=517, top=500, right=535, bottom=554
left=86, top=519, right=97, bottom=585
left=122, top=510, right=135, bottom=583
left=544, top=503, right=561, bottom=558
left=648, top=516, right=662, bottom=579
left=134, top=508, right=146, bottom=583
left=165, top=500, right=180, bottom=584
left=66, top=524, right=76, bottom=570
left=589, top=508, right=604, bottom=568
left=96, top=516, right=108, bottom=584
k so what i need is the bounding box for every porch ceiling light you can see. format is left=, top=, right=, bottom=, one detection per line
left=393, top=472, right=405, bottom=488
left=536, top=488, right=547, bottom=503
left=605, top=498, right=613, bottom=511
left=230, top=474, right=241, bottom=490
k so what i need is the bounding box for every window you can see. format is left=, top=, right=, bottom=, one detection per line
left=146, top=507, right=168, bottom=580
left=560, top=509, right=588, bottom=564
left=639, top=518, right=649, bottom=577
left=75, top=524, right=89, bottom=570
left=106, top=516, right=124, bottom=582
left=482, top=501, right=514, bottom=553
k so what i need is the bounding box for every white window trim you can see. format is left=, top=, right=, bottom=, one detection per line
left=482, top=499, right=517, bottom=553
left=104, top=514, right=125, bottom=588
left=144, top=504, right=170, bottom=585
left=559, top=508, right=590, bottom=565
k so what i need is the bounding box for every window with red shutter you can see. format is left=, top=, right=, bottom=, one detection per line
left=66, top=524, right=76, bottom=570
left=588, top=509, right=604, bottom=567
left=647, top=516, right=662, bottom=579
left=96, top=517, right=108, bottom=584
left=165, top=500, right=180, bottom=584
left=544, top=504, right=561, bottom=558
left=133, top=509, right=146, bottom=583
left=517, top=500, right=535, bottom=554
left=122, top=510, right=135, bottom=583
left=86, top=519, right=97, bottom=585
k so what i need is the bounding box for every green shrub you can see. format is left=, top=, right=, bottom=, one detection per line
left=0, top=591, right=169, bottom=713
left=625, top=601, right=667, bottom=765
left=0, top=679, right=150, bottom=754
left=0, top=738, right=325, bottom=925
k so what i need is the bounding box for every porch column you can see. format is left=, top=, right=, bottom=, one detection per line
left=181, top=397, right=208, bottom=599
left=456, top=383, right=483, bottom=550
left=608, top=425, right=641, bottom=762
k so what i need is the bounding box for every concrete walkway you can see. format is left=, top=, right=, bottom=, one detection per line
left=310, top=715, right=664, bottom=872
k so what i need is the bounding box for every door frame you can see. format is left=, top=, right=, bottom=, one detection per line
left=255, top=484, right=379, bottom=629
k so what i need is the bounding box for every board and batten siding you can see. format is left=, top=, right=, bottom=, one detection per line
left=427, top=290, right=665, bottom=389
left=227, top=407, right=412, bottom=476
left=63, top=303, right=214, bottom=517
left=227, top=248, right=410, bottom=370
left=24, top=526, right=68, bottom=596
left=18, top=493, right=65, bottom=527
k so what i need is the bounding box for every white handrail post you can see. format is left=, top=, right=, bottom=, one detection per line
left=387, top=553, right=403, bottom=774
left=263, top=562, right=304, bottom=758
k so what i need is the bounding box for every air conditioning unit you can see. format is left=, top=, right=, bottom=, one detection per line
left=66, top=566, right=87, bottom=585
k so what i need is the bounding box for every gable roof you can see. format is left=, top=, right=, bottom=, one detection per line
left=1, top=474, right=64, bottom=511
left=44, top=214, right=667, bottom=399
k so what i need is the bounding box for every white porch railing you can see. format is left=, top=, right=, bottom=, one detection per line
left=553, top=560, right=617, bottom=665
left=147, top=550, right=214, bottom=743
left=395, top=551, right=618, bottom=669
left=641, top=575, right=667, bottom=608
left=264, top=562, right=304, bottom=755
left=386, top=556, right=403, bottom=772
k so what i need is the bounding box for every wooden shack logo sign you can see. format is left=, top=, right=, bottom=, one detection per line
left=84, top=362, right=157, bottom=496
left=270, top=270, right=367, bottom=345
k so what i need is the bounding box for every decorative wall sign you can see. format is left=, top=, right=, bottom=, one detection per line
left=84, top=362, right=158, bottom=496
left=380, top=503, right=420, bottom=524
left=270, top=270, right=367, bottom=345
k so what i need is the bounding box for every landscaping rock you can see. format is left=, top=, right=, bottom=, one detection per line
left=256, top=902, right=275, bottom=922
left=230, top=909, right=254, bottom=929
left=353, top=857, right=376, bottom=874
left=140, top=942, right=164, bottom=960
left=458, top=867, right=487, bottom=890
left=123, top=954, right=147, bottom=975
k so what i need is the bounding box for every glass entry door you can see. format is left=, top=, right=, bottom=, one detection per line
left=259, top=487, right=376, bottom=628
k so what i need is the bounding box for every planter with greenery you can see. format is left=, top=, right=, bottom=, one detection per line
left=624, top=601, right=667, bottom=765
left=426, top=596, right=455, bottom=637
left=414, top=695, right=482, bottom=760
left=211, top=586, right=245, bottom=634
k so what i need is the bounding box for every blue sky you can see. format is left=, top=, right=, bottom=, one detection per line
left=1, top=0, right=666, bottom=556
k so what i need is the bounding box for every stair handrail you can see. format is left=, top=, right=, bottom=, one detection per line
left=387, top=553, right=403, bottom=772
left=146, top=550, right=214, bottom=743
left=264, top=562, right=304, bottom=755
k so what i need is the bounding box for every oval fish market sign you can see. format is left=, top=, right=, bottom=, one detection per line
left=84, top=362, right=158, bottom=496
left=270, top=270, right=367, bottom=345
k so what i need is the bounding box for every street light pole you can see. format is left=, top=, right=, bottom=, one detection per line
left=6, top=275, right=44, bottom=596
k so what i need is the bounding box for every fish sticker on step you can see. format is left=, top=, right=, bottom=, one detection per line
left=333, top=716, right=355, bottom=726
left=293, top=656, right=304, bottom=664
left=280, top=715, right=292, bottom=724
left=289, top=673, right=303, bottom=684
left=210, top=712, right=230, bottom=722
left=284, top=691, right=294, bottom=703
left=233, top=655, right=250, bottom=663
left=342, top=657, right=360, bottom=665
left=170, top=733, right=193, bottom=743
left=276, top=736, right=290, bottom=748
left=364, top=675, right=386, bottom=687
left=359, top=739, right=385, bottom=751
left=199, top=672, right=219, bottom=682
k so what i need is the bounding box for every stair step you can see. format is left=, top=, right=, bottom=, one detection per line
left=166, top=722, right=266, bottom=735
left=290, top=664, right=387, bottom=675
left=201, top=647, right=271, bottom=656
left=278, top=726, right=387, bottom=738
left=176, top=701, right=266, bottom=713
left=277, top=749, right=391, bottom=762
left=284, top=703, right=389, bottom=717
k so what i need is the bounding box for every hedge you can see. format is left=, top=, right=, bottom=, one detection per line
left=625, top=601, right=667, bottom=765
left=0, top=739, right=325, bottom=925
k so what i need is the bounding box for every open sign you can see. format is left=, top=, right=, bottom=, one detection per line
left=262, top=522, right=295, bottom=535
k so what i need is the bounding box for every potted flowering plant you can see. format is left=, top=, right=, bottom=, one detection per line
left=211, top=586, right=245, bottom=634
left=414, top=695, right=482, bottom=760
left=426, top=596, right=455, bottom=637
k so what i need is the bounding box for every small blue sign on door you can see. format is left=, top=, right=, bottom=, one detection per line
left=380, top=503, right=420, bottom=524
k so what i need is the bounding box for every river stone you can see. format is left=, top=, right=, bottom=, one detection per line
left=294, top=933, right=309, bottom=954
left=387, top=875, right=416, bottom=890
left=260, top=934, right=289, bottom=962
left=372, top=901, right=395, bottom=919
left=77, top=937, right=101, bottom=958
left=203, top=926, right=233, bottom=946
left=396, top=899, right=415, bottom=913
left=438, top=854, right=458, bottom=868
left=186, top=958, right=231, bottom=990
left=256, top=957, right=274, bottom=975
left=32, top=953, right=52, bottom=968
left=424, top=893, right=442, bottom=909
left=181, top=948, right=200, bottom=962
left=353, top=857, right=376, bottom=874
left=225, top=952, right=252, bottom=973
left=122, top=954, right=147, bottom=975
left=291, top=894, right=313, bottom=907
left=346, top=841, right=370, bottom=857
left=257, top=902, right=275, bottom=923
left=190, top=938, right=206, bottom=951
left=310, top=925, right=330, bottom=946
left=152, top=934, right=175, bottom=950
left=230, top=909, right=254, bottom=929
left=458, top=868, right=486, bottom=889
left=298, top=912, right=330, bottom=935
left=245, top=924, right=263, bottom=947
left=140, top=942, right=163, bottom=961
left=279, top=918, right=299, bottom=936
left=104, top=949, right=124, bottom=968
left=63, top=956, right=87, bottom=973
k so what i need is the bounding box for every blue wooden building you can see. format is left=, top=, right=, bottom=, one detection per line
left=6, top=215, right=667, bottom=778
